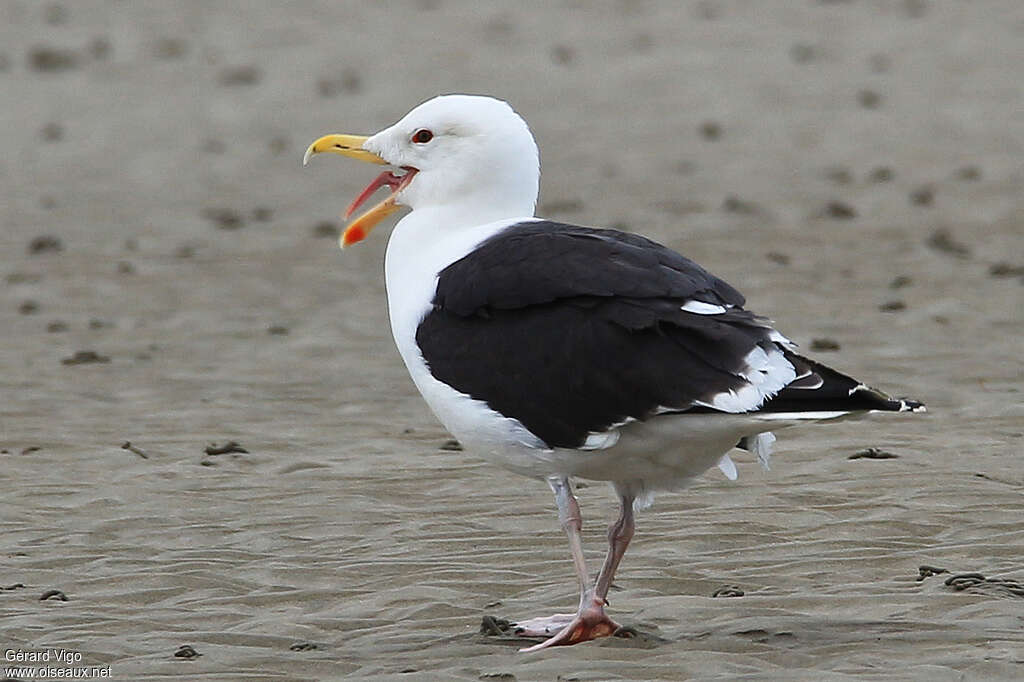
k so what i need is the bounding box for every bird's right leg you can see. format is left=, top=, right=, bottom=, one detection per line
left=511, top=477, right=588, bottom=637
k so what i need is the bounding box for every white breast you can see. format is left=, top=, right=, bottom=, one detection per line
left=384, top=211, right=553, bottom=475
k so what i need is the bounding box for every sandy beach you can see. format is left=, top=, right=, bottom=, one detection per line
left=2, top=1, right=1023, bottom=679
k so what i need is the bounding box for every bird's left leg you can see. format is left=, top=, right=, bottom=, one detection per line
left=517, top=488, right=634, bottom=652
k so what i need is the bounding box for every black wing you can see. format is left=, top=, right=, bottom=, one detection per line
left=416, top=221, right=921, bottom=450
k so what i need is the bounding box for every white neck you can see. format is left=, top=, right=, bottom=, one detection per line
left=382, top=203, right=536, bottom=375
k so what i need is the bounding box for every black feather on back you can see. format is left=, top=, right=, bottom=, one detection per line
left=417, top=221, right=777, bottom=448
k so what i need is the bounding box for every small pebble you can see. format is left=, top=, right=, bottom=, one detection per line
left=765, top=251, right=790, bottom=265
left=173, top=644, right=201, bottom=659
left=810, top=338, right=840, bottom=351
left=988, top=262, right=1024, bottom=278
left=202, top=207, right=244, bottom=230
left=28, top=235, right=63, bottom=255
left=204, top=441, right=249, bottom=456
left=867, top=166, right=894, bottom=183
left=926, top=228, right=970, bottom=258
left=550, top=44, right=574, bottom=65
left=40, top=122, right=63, bottom=141
left=822, top=200, right=857, bottom=219
left=251, top=207, right=273, bottom=222
left=849, top=447, right=899, bottom=460
left=953, top=165, right=981, bottom=181
left=722, top=195, right=758, bottom=214
left=88, top=37, right=112, bottom=60
left=889, top=275, right=913, bottom=289
left=440, top=439, right=463, bottom=451
left=789, top=43, right=818, bottom=64
left=857, top=89, right=882, bottom=109
left=699, top=120, right=722, bottom=140
left=909, top=185, right=934, bottom=206
left=46, top=320, right=68, bottom=333
left=27, top=46, right=78, bottom=72
left=917, top=565, right=948, bottom=581
left=823, top=166, right=852, bottom=185
left=40, top=589, right=68, bottom=601
left=153, top=37, right=187, bottom=60
left=18, top=300, right=39, bottom=315
left=61, top=350, right=110, bottom=365
left=267, top=325, right=289, bottom=335
left=879, top=300, right=906, bottom=312
left=218, top=64, right=262, bottom=86
left=312, top=221, right=339, bottom=238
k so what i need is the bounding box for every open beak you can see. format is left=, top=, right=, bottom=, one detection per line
left=303, top=134, right=417, bottom=248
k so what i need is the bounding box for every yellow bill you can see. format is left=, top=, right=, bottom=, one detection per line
left=304, top=133, right=416, bottom=248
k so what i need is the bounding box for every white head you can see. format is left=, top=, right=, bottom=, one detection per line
left=304, top=95, right=540, bottom=247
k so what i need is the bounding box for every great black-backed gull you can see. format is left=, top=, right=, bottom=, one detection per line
left=304, top=94, right=925, bottom=651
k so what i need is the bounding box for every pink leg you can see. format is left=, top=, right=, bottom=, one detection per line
left=594, top=494, right=635, bottom=603
left=517, top=489, right=635, bottom=652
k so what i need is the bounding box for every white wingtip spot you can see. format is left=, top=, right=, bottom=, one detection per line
left=849, top=383, right=871, bottom=396
left=681, top=300, right=728, bottom=315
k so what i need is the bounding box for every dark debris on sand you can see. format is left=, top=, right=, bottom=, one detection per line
left=926, top=228, right=971, bottom=258
left=849, top=447, right=899, bottom=460
left=27, top=45, right=78, bottom=72
left=28, top=235, right=63, bottom=255
left=810, top=338, right=840, bottom=352
left=944, top=572, right=1024, bottom=599
left=202, top=207, right=244, bottom=230
left=39, top=589, right=68, bottom=601
left=173, top=644, right=202, bottom=659
left=204, top=441, right=249, bottom=456
left=917, top=565, right=949, bottom=581
left=61, top=350, right=110, bottom=365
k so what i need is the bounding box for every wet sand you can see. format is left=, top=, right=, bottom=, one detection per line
left=2, top=2, right=1023, bottom=680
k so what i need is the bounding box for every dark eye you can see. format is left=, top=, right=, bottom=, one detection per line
left=412, top=129, right=433, bottom=144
